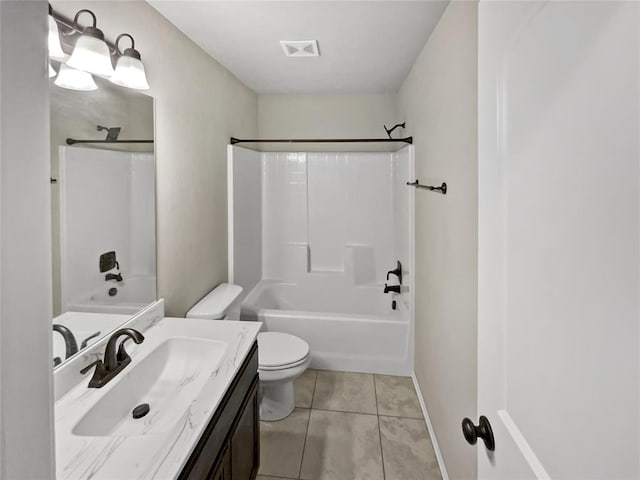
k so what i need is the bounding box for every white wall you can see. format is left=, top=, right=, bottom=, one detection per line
left=0, top=1, right=55, bottom=477
left=228, top=146, right=262, bottom=293
left=398, top=2, right=478, bottom=479
left=258, top=94, right=399, bottom=151
left=59, top=147, right=155, bottom=311
left=52, top=1, right=259, bottom=317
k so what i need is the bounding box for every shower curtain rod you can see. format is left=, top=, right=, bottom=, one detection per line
left=230, top=136, right=413, bottom=145
left=66, top=139, right=154, bottom=145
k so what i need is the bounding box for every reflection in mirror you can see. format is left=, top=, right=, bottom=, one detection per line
left=50, top=73, right=156, bottom=368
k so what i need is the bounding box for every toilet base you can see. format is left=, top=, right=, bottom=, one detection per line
left=260, top=381, right=295, bottom=421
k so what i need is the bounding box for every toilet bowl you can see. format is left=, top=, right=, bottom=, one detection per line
left=186, top=283, right=311, bottom=422
left=257, top=331, right=311, bottom=421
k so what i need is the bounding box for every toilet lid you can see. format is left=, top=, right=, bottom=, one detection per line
left=258, top=332, right=310, bottom=368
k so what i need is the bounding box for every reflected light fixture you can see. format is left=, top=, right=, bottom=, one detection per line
left=109, top=34, right=150, bottom=90
left=66, top=9, right=114, bottom=77
left=48, top=7, right=65, bottom=61
left=49, top=62, right=57, bottom=78
left=54, top=64, right=98, bottom=91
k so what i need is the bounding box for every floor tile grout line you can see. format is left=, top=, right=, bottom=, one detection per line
left=297, top=371, right=318, bottom=479
left=257, top=475, right=298, bottom=480
left=373, top=374, right=379, bottom=416
left=310, top=406, right=378, bottom=416
left=377, top=412, right=426, bottom=420
left=374, top=375, right=387, bottom=480
left=378, top=413, right=426, bottom=420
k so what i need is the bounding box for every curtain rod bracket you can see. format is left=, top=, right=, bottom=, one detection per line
left=384, top=122, right=406, bottom=139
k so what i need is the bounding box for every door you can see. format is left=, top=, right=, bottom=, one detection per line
left=477, top=1, right=639, bottom=478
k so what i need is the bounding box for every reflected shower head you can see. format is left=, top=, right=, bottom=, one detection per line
left=97, top=125, right=121, bottom=142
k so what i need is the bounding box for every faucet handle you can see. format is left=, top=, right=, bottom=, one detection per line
left=80, top=359, right=105, bottom=376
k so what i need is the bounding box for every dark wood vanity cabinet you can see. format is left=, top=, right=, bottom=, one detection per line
left=208, top=447, right=231, bottom=480
left=179, top=342, right=259, bottom=480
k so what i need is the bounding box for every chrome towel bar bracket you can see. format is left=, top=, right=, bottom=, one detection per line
left=406, top=179, right=447, bottom=195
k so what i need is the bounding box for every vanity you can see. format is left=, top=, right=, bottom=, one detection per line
left=48, top=18, right=263, bottom=478
left=180, top=340, right=258, bottom=480
left=54, top=309, right=262, bottom=480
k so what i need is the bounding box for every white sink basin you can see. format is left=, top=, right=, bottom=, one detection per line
left=72, top=337, right=227, bottom=437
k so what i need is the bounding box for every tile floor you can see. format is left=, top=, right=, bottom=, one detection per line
left=257, top=370, right=442, bottom=480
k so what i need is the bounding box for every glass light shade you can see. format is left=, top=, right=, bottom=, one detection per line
left=110, top=55, right=150, bottom=90
left=48, top=15, right=66, bottom=61
left=67, top=34, right=114, bottom=77
left=54, top=64, right=97, bottom=91
left=49, top=63, right=56, bottom=78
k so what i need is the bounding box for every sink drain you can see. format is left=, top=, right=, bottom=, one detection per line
left=132, top=403, right=150, bottom=419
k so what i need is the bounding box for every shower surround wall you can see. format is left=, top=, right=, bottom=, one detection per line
left=264, top=151, right=394, bottom=278
left=229, top=145, right=413, bottom=374
left=59, top=146, right=156, bottom=314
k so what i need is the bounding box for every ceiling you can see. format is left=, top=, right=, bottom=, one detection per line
left=147, top=1, right=449, bottom=94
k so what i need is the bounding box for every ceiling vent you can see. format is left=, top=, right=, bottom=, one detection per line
left=280, top=40, right=320, bottom=57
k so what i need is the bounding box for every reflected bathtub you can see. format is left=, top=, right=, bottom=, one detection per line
left=68, top=275, right=156, bottom=315
left=241, top=279, right=410, bottom=375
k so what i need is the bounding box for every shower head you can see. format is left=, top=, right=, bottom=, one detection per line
left=97, top=125, right=121, bottom=142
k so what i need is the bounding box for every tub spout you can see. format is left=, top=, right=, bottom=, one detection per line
left=384, top=284, right=401, bottom=294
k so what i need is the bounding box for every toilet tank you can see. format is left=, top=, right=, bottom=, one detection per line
left=186, top=283, right=243, bottom=320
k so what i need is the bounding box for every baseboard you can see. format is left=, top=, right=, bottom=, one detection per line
left=411, top=373, right=450, bottom=480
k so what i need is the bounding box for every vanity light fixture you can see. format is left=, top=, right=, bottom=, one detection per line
left=66, top=9, right=114, bottom=77
left=48, top=7, right=65, bottom=61
left=54, top=64, right=98, bottom=91
left=109, top=34, right=150, bottom=90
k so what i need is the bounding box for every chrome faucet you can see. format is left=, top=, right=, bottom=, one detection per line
left=53, top=324, right=78, bottom=360
left=80, top=328, right=144, bottom=388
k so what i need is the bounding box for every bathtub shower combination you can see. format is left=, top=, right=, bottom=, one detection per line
left=229, top=145, right=414, bottom=375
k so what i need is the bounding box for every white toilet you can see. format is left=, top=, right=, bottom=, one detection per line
left=186, top=283, right=311, bottom=421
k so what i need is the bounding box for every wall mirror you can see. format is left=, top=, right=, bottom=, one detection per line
left=50, top=72, right=156, bottom=369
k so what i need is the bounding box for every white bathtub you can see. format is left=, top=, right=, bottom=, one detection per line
left=241, top=279, right=411, bottom=375
left=68, top=275, right=156, bottom=315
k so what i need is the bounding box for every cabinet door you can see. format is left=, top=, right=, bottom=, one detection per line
left=230, top=377, right=259, bottom=480
left=208, top=447, right=231, bottom=480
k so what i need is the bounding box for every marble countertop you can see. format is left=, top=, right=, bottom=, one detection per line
left=55, top=317, right=261, bottom=479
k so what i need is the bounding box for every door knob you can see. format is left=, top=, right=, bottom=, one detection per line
left=462, top=415, right=495, bottom=451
